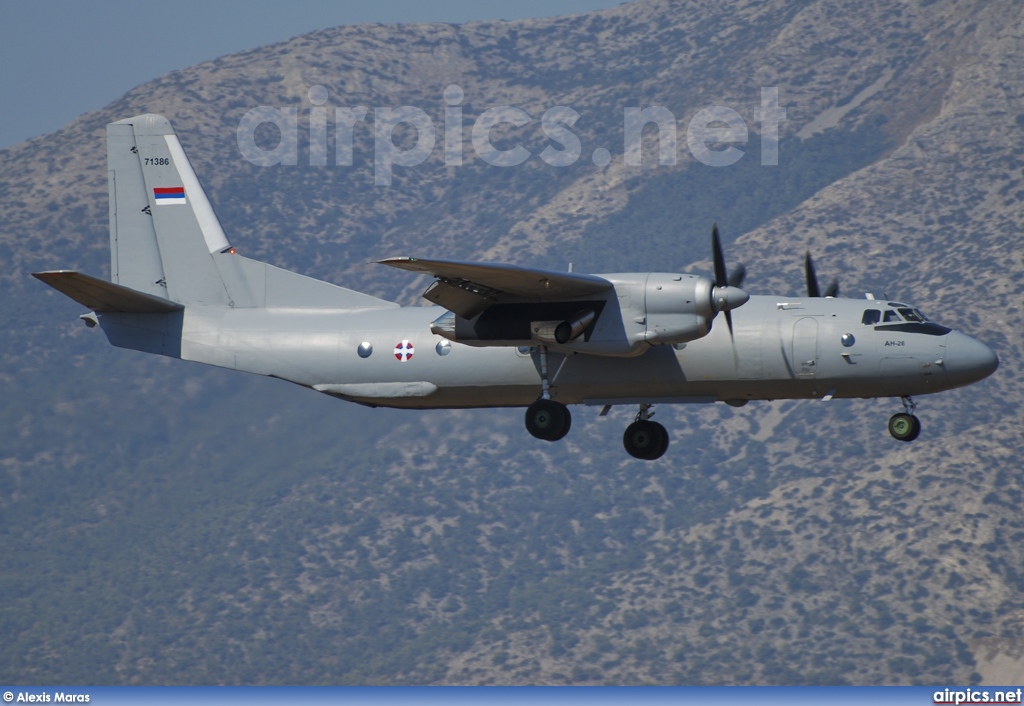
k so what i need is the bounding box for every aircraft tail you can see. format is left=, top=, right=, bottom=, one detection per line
left=107, top=114, right=231, bottom=305
left=105, top=114, right=395, bottom=310
left=32, top=271, right=183, bottom=313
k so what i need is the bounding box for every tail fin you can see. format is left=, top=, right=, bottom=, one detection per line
left=106, top=114, right=395, bottom=310
left=108, top=114, right=231, bottom=305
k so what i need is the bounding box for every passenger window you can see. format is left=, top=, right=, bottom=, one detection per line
left=883, top=310, right=901, bottom=322
left=862, top=309, right=881, bottom=325
left=898, top=308, right=924, bottom=323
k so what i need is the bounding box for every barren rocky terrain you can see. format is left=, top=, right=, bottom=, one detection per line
left=1, top=0, right=1022, bottom=685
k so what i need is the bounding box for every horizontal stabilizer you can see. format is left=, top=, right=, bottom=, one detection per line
left=32, top=271, right=184, bottom=313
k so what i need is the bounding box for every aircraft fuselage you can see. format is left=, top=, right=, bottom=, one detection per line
left=103, top=292, right=994, bottom=411
left=38, top=114, right=998, bottom=459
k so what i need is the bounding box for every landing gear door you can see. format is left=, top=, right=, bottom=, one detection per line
left=880, top=356, right=943, bottom=396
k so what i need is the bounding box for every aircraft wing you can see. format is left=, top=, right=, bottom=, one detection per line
left=379, top=257, right=613, bottom=318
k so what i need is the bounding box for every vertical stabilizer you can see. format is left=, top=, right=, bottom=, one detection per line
left=107, top=114, right=231, bottom=306
left=106, top=114, right=397, bottom=312
left=108, top=120, right=164, bottom=298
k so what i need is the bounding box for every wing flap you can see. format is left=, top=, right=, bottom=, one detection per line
left=379, top=257, right=612, bottom=302
left=33, top=271, right=184, bottom=313
left=421, top=279, right=496, bottom=319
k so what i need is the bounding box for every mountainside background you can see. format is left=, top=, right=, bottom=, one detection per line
left=2, top=0, right=1023, bottom=685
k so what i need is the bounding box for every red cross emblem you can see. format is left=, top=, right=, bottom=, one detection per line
left=394, top=340, right=414, bottom=362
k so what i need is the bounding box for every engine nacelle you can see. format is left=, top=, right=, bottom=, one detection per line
left=642, top=273, right=716, bottom=345
left=531, top=309, right=597, bottom=345
left=430, top=302, right=606, bottom=350
left=428, top=270, right=747, bottom=356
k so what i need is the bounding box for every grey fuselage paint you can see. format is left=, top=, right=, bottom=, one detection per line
left=96, top=293, right=989, bottom=410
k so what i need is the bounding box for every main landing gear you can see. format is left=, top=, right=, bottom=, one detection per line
left=523, top=347, right=669, bottom=459
left=623, top=404, right=669, bottom=460
left=888, top=396, right=921, bottom=442
left=525, top=398, right=571, bottom=441
left=525, top=346, right=572, bottom=441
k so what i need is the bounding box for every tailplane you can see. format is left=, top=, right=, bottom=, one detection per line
left=32, top=271, right=183, bottom=313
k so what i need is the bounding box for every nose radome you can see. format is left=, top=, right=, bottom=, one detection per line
left=945, top=332, right=999, bottom=385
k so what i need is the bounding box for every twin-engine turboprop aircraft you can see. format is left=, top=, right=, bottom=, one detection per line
left=35, top=114, right=998, bottom=459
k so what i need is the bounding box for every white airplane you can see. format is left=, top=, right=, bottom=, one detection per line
left=35, top=114, right=998, bottom=459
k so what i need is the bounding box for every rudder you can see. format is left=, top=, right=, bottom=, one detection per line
left=107, top=114, right=397, bottom=312
left=108, top=114, right=232, bottom=306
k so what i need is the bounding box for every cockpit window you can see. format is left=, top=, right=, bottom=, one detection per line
left=898, top=308, right=925, bottom=323
left=873, top=306, right=948, bottom=335
left=862, top=309, right=881, bottom=325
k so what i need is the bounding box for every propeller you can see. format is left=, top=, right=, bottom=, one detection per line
left=727, top=263, right=746, bottom=289
left=804, top=251, right=839, bottom=298
left=710, top=224, right=750, bottom=336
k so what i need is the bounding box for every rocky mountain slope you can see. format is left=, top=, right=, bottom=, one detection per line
left=1, top=0, right=1022, bottom=685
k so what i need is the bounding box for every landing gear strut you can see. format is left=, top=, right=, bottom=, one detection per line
left=525, top=346, right=571, bottom=441
left=888, top=396, right=921, bottom=442
left=623, top=404, right=669, bottom=460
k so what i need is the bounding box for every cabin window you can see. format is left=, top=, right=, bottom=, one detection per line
left=883, top=310, right=902, bottom=322
left=861, top=309, right=881, bottom=325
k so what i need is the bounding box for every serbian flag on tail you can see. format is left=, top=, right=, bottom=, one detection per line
left=153, top=186, right=186, bottom=205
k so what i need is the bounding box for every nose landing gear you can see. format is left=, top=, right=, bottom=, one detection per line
left=888, top=396, right=921, bottom=442
left=623, top=404, right=669, bottom=460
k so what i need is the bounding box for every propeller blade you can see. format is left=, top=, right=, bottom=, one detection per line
left=805, top=251, right=839, bottom=298
left=728, top=263, right=746, bottom=289
left=712, top=224, right=728, bottom=288
left=709, top=225, right=749, bottom=339
left=804, top=251, right=821, bottom=298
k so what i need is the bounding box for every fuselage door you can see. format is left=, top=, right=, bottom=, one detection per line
left=792, top=317, right=818, bottom=378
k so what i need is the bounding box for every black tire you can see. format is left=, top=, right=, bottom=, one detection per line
left=525, top=399, right=571, bottom=441
left=653, top=422, right=670, bottom=459
left=624, top=420, right=669, bottom=460
left=906, top=414, right=921, bottom=441
left=888, top=413, right=920, bottom=442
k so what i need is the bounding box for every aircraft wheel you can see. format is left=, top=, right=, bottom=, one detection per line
left=907, top=414, right=921, bottom=441
left=888, top=413, right=921, bottom=442
left=525, top=399, right=571, bottom=441
left=655, top=422, right=670, bottom=458
left=623, top=420, right=669, bottom=460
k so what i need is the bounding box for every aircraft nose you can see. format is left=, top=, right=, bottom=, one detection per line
left=945, top=332, right=998, bottom=385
